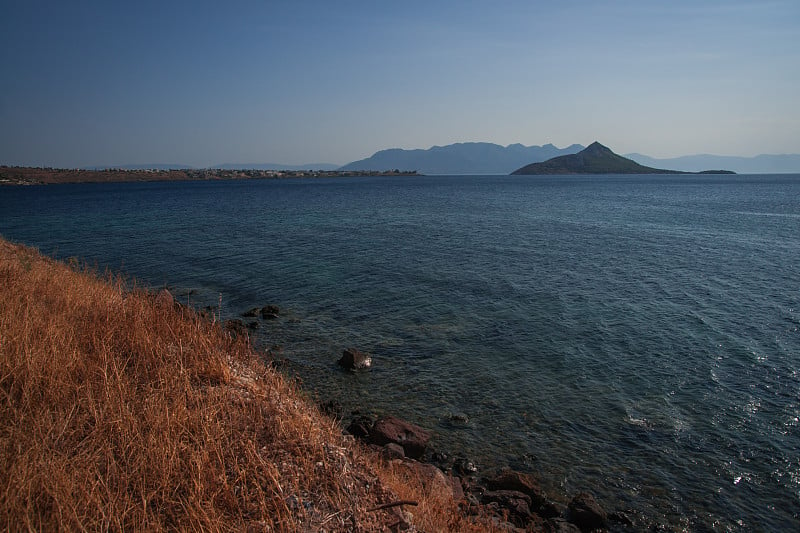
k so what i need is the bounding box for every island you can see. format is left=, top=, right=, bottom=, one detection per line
left=511, top=142, right=735, bottom=175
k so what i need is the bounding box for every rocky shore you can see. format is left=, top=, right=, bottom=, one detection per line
left=229, top=303, right=642, bottom=532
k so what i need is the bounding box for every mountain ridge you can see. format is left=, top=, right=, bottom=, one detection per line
left=339, top=142, right=584, bottom=175
left=72, top=145, right=800, bottom=175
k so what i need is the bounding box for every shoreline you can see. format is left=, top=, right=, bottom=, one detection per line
left=0, top=166, right=419, bottom=186
left=201, top=305, right=640, bottom=530
left=0, top=236, right=624, bottom=531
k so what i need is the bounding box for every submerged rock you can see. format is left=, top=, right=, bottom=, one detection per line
left=337, top=348, right=372, bottom=370
left=260, top=305, right=280, bottom=319
left=241, top=305, right=280, bottom=319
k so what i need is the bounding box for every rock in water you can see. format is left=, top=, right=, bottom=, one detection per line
left=338, top=348, right=372, bottom=370
left=369, top=416, right=431, bottom=459
left=260, top=305, right=280, bottom=319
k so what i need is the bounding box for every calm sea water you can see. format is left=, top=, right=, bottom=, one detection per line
left=1, top=175, right=799, bottom=530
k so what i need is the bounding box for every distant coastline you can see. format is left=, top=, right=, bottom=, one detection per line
left=0, top=166, right=419, bottom=186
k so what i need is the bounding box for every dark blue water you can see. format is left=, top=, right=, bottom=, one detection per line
left=2, top=175, right=799, bottom=530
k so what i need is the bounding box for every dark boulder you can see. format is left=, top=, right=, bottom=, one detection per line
left=369, top=416, right=430, bottom=459
left=242, top=307, right=261, bottom=318
left=345, top=414, right=374, bottom=439
left=568, top=492, right=607, bottom=532
left=337, top=348, right=372, bottom=370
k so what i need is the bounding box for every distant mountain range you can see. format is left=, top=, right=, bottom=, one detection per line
left=512, top=142, right=734, bottom=175
left=337, top=143, right=800, bottom=175
left=82, top=144, right=800, bottom=175
left=338, top=142, right=584, bottom=175
left=625, top=153, right=800, bottom=175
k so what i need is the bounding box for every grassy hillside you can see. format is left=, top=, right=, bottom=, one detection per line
left=0, top=237, right=494, bottom=532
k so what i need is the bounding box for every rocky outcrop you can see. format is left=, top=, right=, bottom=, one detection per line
left=338, top=409, right=613, bottom=532
left=337, top=348, right=372, bottom=370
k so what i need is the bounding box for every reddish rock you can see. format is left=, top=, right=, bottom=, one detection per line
left=369, top=416, right=430, bottom=459
left=448, top=475, right=465, bottom=501
left=485, top=468, right=559, bottom=517
left=485, top=468, right=541, bottom=496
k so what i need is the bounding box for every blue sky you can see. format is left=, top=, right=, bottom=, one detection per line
left=1, top=0, right=798, bottom=167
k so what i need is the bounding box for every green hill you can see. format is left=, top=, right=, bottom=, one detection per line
left=511, top=142, right=735, bottom=175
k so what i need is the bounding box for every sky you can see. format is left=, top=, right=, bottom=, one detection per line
left=1, top=0, right=798, bottom=168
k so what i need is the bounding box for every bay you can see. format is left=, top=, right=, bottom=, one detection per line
left=2, top=174, right=799, bottom=530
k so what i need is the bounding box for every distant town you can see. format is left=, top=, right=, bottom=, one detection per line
left=0, top=166, right=419, bottom=186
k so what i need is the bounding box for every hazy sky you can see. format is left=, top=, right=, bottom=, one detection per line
left=1, top=0, right=798, bottom=167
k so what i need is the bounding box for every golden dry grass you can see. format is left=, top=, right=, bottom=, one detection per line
left=0, top=238, right=496, bottom=532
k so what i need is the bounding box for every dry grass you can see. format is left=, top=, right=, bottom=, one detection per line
left=0, top=238, right=496, bottom=532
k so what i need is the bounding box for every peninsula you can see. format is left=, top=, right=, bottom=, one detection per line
left=512, top=142, right=735, bottom=175
left=0, top=166, right=418, bottom=186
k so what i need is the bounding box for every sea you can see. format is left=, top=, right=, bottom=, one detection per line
left=1, top=174, right=798, bottom=531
